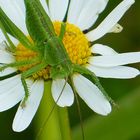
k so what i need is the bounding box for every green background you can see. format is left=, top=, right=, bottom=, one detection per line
left=0, top=0, right=140, bottom=139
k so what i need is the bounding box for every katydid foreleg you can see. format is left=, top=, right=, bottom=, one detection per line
left=20, top=61, right=48, bottom=107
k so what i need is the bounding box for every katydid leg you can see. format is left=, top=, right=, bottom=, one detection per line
left=0, top=57, right=39, bottom=72
left=20, top=61, right=48, bottom=107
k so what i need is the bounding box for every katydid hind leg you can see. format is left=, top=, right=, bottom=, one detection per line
left=72, top=64, right=115, bottom=105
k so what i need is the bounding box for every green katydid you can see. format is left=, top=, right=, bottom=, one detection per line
left=0, top=0, right=115, bottom=139
left=0, top=0, right=114, bottom=106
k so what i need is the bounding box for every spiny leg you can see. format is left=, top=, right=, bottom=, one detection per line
left=73, top=64, right=115, bottom=105
left=0, top=57, right=39, bottom=72
left=21, top=77, right=30, bottom=108
left=20, top=61, right=48, bottom=107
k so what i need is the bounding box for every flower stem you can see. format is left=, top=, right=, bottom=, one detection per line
left=35, top=81, right=61, bottom=140
left=35, top=81, right=72, bottom=140
left=58, top=107, right=72, bottom=140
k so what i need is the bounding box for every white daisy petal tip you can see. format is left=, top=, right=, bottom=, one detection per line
left=12, top=107, right=25, bottom=132
left=86, top=64, right=140, bottom=79
left=125, top=0, right=135, bottom=5
left=91, top=44, right=117, bottom=55
left=99, top=101, right=112, bottom=116
left=89, top=52, right=140, bottom=67
left=52, top=79, right=74, bottom=107
left=12, top=80, right=44, bottom=132
left=73, top=74, right=112, bottom=116
left=109, top=24, right=123, bottom=33
left=138, top=71, right=140, bottom=76
left=86, top=0, right=135, bottom=41
left=75, top=0, right=109, bottom=30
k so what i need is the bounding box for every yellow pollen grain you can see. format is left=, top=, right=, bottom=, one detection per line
left=15, top=22, right=91, bottom=79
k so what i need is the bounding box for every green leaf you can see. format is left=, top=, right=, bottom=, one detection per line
left=0, top=7, right=33, bottom=50
left=24, top=0, right=56, bottom=43
left=72, top=88, right=140, bottom=140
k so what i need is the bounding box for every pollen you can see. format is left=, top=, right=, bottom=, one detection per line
left=53, top=21, right=91, bottom=65
left=15, top=22, right=91, bottom=79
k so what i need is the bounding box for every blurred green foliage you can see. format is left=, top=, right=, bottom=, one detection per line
left=73, top=88, right=140, bottom=140
left=0, top=0, right=140, bottom=140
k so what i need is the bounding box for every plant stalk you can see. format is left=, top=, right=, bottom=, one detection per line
left=35, top=81, right=72, bottom=140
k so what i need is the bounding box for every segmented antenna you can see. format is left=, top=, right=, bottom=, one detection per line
left=35, top=77, right=68, bottom=140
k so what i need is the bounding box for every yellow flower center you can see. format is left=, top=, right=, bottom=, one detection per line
left=15, top=22, right=91, bottom=79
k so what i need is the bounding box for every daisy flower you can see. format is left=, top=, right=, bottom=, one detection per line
left=0, top=0, right=139, bottom=132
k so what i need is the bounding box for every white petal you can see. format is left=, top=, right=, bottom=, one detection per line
left=86, top=0, right=135, bottom=41
left=73, top=74, right=111, bottom=115
left=12, top=80, right=44, bottom=132
left=0, top=50, right=14, bottom=64
left=0, top=67, right=16, bottom=77
left=52, top=79, right=74, bottom=107
left=76, top=0, right=108, bottom=31
left=87, top=64, right=140, bottom=79
left=0, top=0, right=28, bottom=34
left=49, top=0, right=69, bottom=21
left=40, top=0, right=50, bottom=15
left=91, top=44, right=117, bottom=55
left=0, top=78, right=24, bottom=112
left=109, top=23, right=123, bottom=33
left=89, top=52, right=140, bottom=67
left=0, top=30, right=6, bottom=44
left=9, top=35, right=19, bottom=46
left=67, top=0, right=86, bottom=24
left=0, top=75, right=20, bottom=94
left=0, top=30, right=19, bottom=47
left=0, top=41, right=7, bottom=51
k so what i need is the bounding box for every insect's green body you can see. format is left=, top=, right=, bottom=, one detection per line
left=44, top=36, right=72, bottom=79
left=24, top=0, right=73, bottom=79
left=0, top=0, right=74, bottom=106
left=0, top=0, right=112, bottom=107
left=0, top=0, right=113, bottom=139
